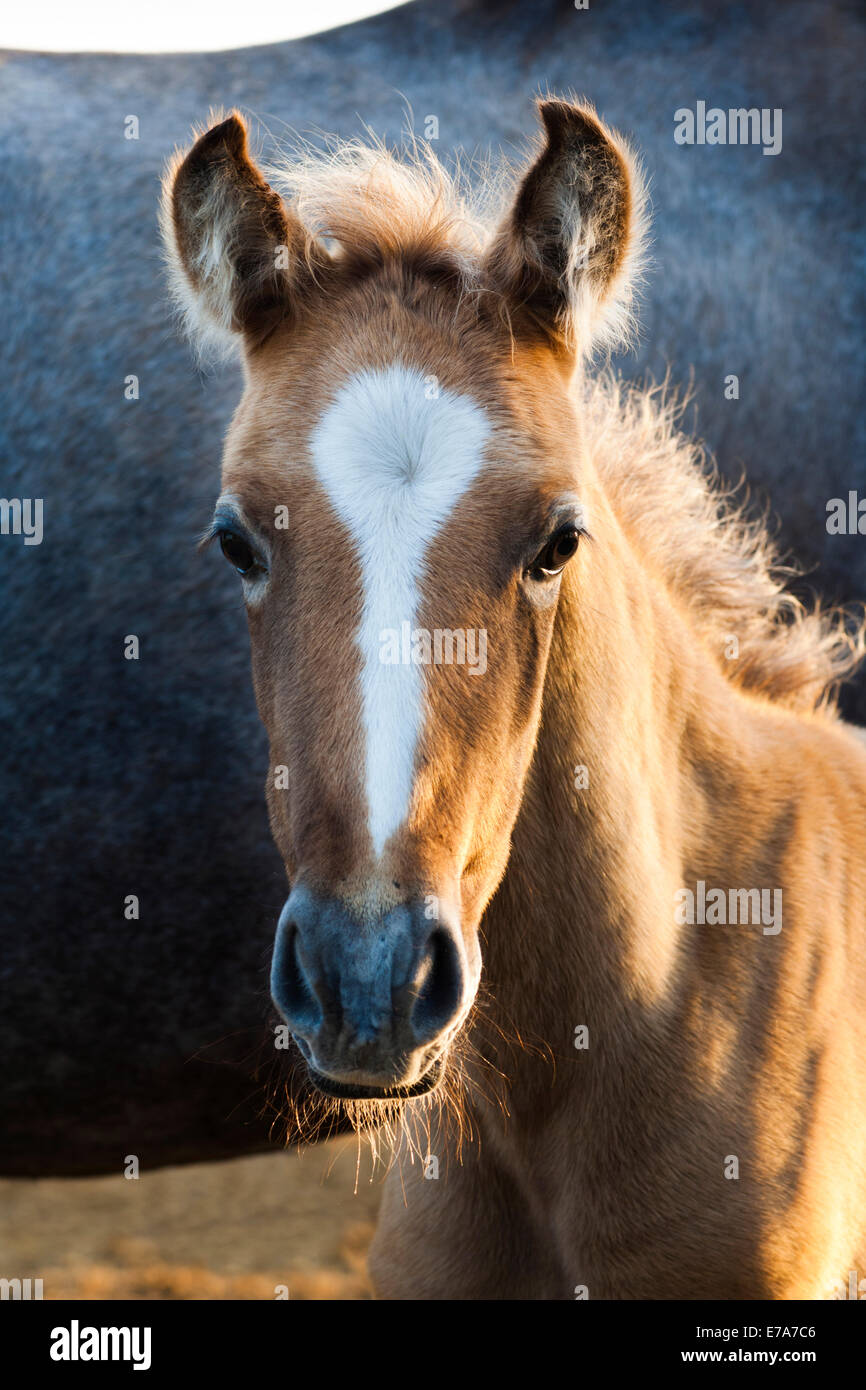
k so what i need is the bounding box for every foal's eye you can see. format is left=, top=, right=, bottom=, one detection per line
left=218, top=529, right=258, bottom=576
left=527, top=526, right=581, bottom=581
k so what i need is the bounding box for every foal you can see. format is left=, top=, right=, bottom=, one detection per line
left=162, top=100, right=866, bottom=1298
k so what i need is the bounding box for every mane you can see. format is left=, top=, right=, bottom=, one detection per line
left=261, top=128, right=862, bottom=715
left=265, top=128, right=505, bottom=285
left=584, top=374, right=866, bottom=714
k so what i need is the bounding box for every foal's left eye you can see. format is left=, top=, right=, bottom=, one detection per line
left=527, top=526, right=581, bottom=581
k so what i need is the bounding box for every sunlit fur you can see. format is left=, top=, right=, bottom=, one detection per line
left=164, top=100, right=866, bottom=1299
left=585, top=374, right=865, bottom=707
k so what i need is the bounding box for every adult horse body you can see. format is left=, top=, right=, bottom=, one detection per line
left=162, top=99, right=866, bottom=1297
left=2, top=0, right=865, bottom=1177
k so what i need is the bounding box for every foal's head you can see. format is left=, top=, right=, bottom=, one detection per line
left=163, top=100, right=644, bottom=1099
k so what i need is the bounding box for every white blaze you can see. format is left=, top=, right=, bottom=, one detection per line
left=310, top=364, right=490, bottom=857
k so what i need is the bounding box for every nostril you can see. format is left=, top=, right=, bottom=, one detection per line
left=270, top=925, right=322, bottom=1038
left=411, top=928, right=464, bottom=1045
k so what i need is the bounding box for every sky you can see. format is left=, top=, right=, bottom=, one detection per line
left=1, top=1, right=404, bottom=53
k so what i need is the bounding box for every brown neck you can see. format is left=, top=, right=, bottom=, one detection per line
left=475, top=483, right=777, bottom=1116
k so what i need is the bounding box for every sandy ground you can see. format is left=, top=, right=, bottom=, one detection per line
left=0, top=1139, right=383, bottom=1299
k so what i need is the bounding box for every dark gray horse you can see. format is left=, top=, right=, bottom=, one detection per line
left=1, top=0, right=863, bottom=1175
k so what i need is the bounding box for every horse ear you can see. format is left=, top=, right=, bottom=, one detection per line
left=483, top=100, right=647, bottom=358
left=160, top=113, right=315, bottom=356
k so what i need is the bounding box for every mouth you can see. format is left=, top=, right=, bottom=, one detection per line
left=306, top=1054, right=445, bottom=1101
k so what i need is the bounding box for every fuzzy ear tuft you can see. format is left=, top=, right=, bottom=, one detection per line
left=483, top=99, right=648, bottom=358
left=160, top=112, right=316, bottom=359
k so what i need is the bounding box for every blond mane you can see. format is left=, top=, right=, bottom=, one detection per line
left=584, top=374, right=865, bottom=713
left=265, top=128, right=501, bottom=282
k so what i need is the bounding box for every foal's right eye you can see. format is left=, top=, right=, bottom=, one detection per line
left=218, top=530, right=257, bottom=575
